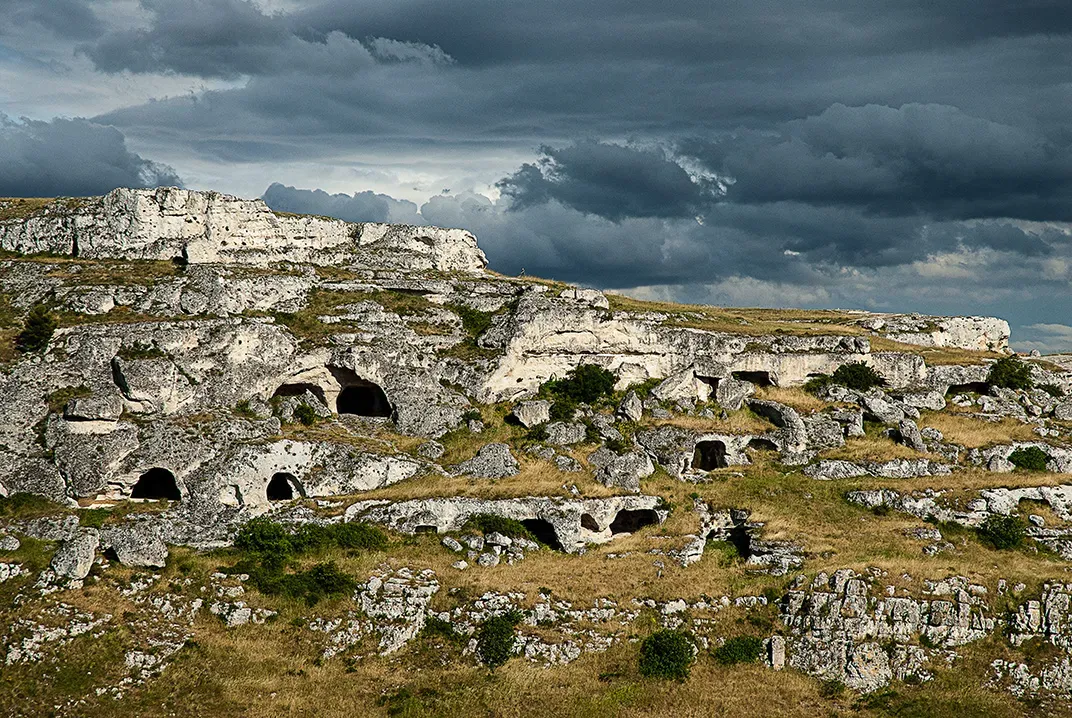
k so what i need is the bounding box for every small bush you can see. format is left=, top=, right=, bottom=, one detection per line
left=638, top=629, right=695, bottom=680
left=1008, top=446, right=1049, bottom=471
left=461, top=514, right=535, bottom=541
left=16, top=305, right=57, bottom=353
left=540, top=364, right=617, bottom=405
left=293, top=403, right=318, bottom=426
left=526, top=424, right=549, bottom=442
left=452, top=305, right=495, bottom=338
left=987, top=356, right=1033, bottom=391
left=1039, top=383, right=1064, bottom=398
left=830, top=362, right=885, bottom=392
left=234, top=517, right=295, bottom=568
left=978, top=514, right=1027, bottom=550
left=603, top=436, right=631, bottom=453
left=712, top=635, right=764, bottom=665
left=461, top=408, right=482, bottom=422
left=548, top=399, right=577, bottom=422
left=326, top=522, right=389, bottom=551
left=476, top=611, right=521, bottom=669
left=117, top=341, right=167, bottom=360
left=803, top=373, right=833, bottom=395
left=422, top=616, right=465, bottom=645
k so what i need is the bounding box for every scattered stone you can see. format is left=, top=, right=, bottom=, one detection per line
left=512, top=400, right=551, bottom=428
left=455, top=443, right=520, bottom=478
left=50, top=528, right=100, bottom=581
left=417, top=441, right=445, bottom=460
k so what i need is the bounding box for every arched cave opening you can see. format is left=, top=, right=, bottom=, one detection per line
left=609, top=509, right=660, bottom=535
left=337, top=382, right=392, bottom=418
left=267, top=472, right=301, bottom=502
left=131, top=468, right=181, bottom=501
left=746, top=438, right=779, bottom=452
left=580, top=513, right=600, bottom=532
left=946, top=382, right=989, bottom=396
left=521, top=518, right=563, bottom=550
left=732, top=370, right=773, bottom=387
left=272, top=382, right=327, bottom=405
left=692, top=440, right=728, bottom=470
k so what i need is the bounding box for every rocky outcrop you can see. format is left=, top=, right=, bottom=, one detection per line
left=0, top=188, right=487, bottom=272
left=344, top=495, right=667, bottom=553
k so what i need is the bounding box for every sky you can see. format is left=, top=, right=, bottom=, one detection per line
left=1, top=1, right=1071, bottom=352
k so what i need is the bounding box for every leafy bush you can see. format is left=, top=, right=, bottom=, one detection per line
left=978, top=514, right=1027, bottom=550
left=638, top=629, right=695, bottom=680
left=1039, top=383, right=1064, bottom=398
left=804, top=363, right=884, bottom=394
left=1009, top=446, right=1049, bottom=471
left=476, top=612, right=521, bottom=669
left=16, top=305, right=56, bottom=353
left=460, top=514, right=535, bottom=541
left=231, top=519, right=384, bottom=601
left=712, top=635, right=764, bottom=665
left=461, top=408, right=483, bottom=422
left=540, top=364, right=617, bottom=405
left=987, top=356, right=1033, bottom=391
left=831, top=362, right=885, bottom=391
left=452, top=305, right=495, bottom=338
left=548, top=399, right=577, bottom=422
left=293, top=403, right=318, bottom=426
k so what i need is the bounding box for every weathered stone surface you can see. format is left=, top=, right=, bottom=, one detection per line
left=454, top=444, right=520, bottom=478
left=897, top=419, right=927, bottom=452
left=593, top=452, right=655, bottom=493
left=617, top=391, right=643, bottom=422
left=345, top=495, right=667, bottom=553
left=50, top=528, right=100, bottom=580
left=511, top=400, right=551, bottom=428
left=102, top=524, right=168, bottom=568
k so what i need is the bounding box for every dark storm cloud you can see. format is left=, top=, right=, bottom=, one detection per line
left=0, top=115, right=182, bottom=197
left=679, top=104, right=1072, bottom=221
left=262, top=183, right=419, bottom=224
left=497, top=142, right=719, bottom=221
left=0, top=0, right=103, bottom=40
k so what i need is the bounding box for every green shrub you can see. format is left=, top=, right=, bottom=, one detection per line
left=1008, top=446, right=1049, bottom=471
left=978, top=514, right=1027, bottom=550
left=234, top=517, right=295, bottom=569
left=16, top=305, right=56, bottom=353
left=638, top=629, right=695, bottom=680
left=460, top=514, right=535, bottom=541
left=1039, top=383, right=1064, bottom=398
left=452, top=305, right=495, bottom=338
left=712, top=635, right=764, bottom=665
left=540, top=364, right=617, bottom=405
left=526, top=424, right=549, bottom=442
left=422, top=616, right=465, bottom=645
left=603, top=436, right=631, bottom=453
left=987, top=356, right=1033, bottom=391
left=323, top=522, right=388, bottom=551
left=830, top=362, right=885, bottom=392
left=249, top=561, right=356, bottom=606
left=476, top=611, right=522, bottom=669
left=461, top=408, right=482, bottom=422
left=548, top=399, right=577, bottom=422
left=803, top=373, right=834, bottom=395
left=293, top=403, right=318, bottom=426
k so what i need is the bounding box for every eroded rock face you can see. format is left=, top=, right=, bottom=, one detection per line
left=50, top=528, right=100, bottom=580
left=0, top=188, right=488, bottom=272
left=344, top=495, right=667, bottom=553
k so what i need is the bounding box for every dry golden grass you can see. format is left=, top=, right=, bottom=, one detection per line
left=753, top=386, right=831, bottom=413
left=0, top=196, right=57, bottom=221
left=869, top=336, right=1001, bottom=365
left=647, top=408, right=773, bottom=435
left=822, top=434, right=932, bottom=462
left=920, top=412, right=1042, bottom=449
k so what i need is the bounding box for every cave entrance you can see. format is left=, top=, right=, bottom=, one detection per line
left=336, top=381, right=392, bottom=417
left=131, top=468, right=181, bottom=501
left=521, top=519, right=563, bottom=550
left=267, top=472, right=301, bottom=502
left=946, top=382, right=989, bottom=396
left=692, top=440, right=728, bottom=470
left=580, top=513, right=600, bottom=531
left=272, top=382, right=327, bottom=404
left=709, top=524, right=753, bottom=559
left=609, top=509, right=659, bottom=535
left=746, top=438, right=779, bottom=452
left=732, top=370, right=773, bottom=387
